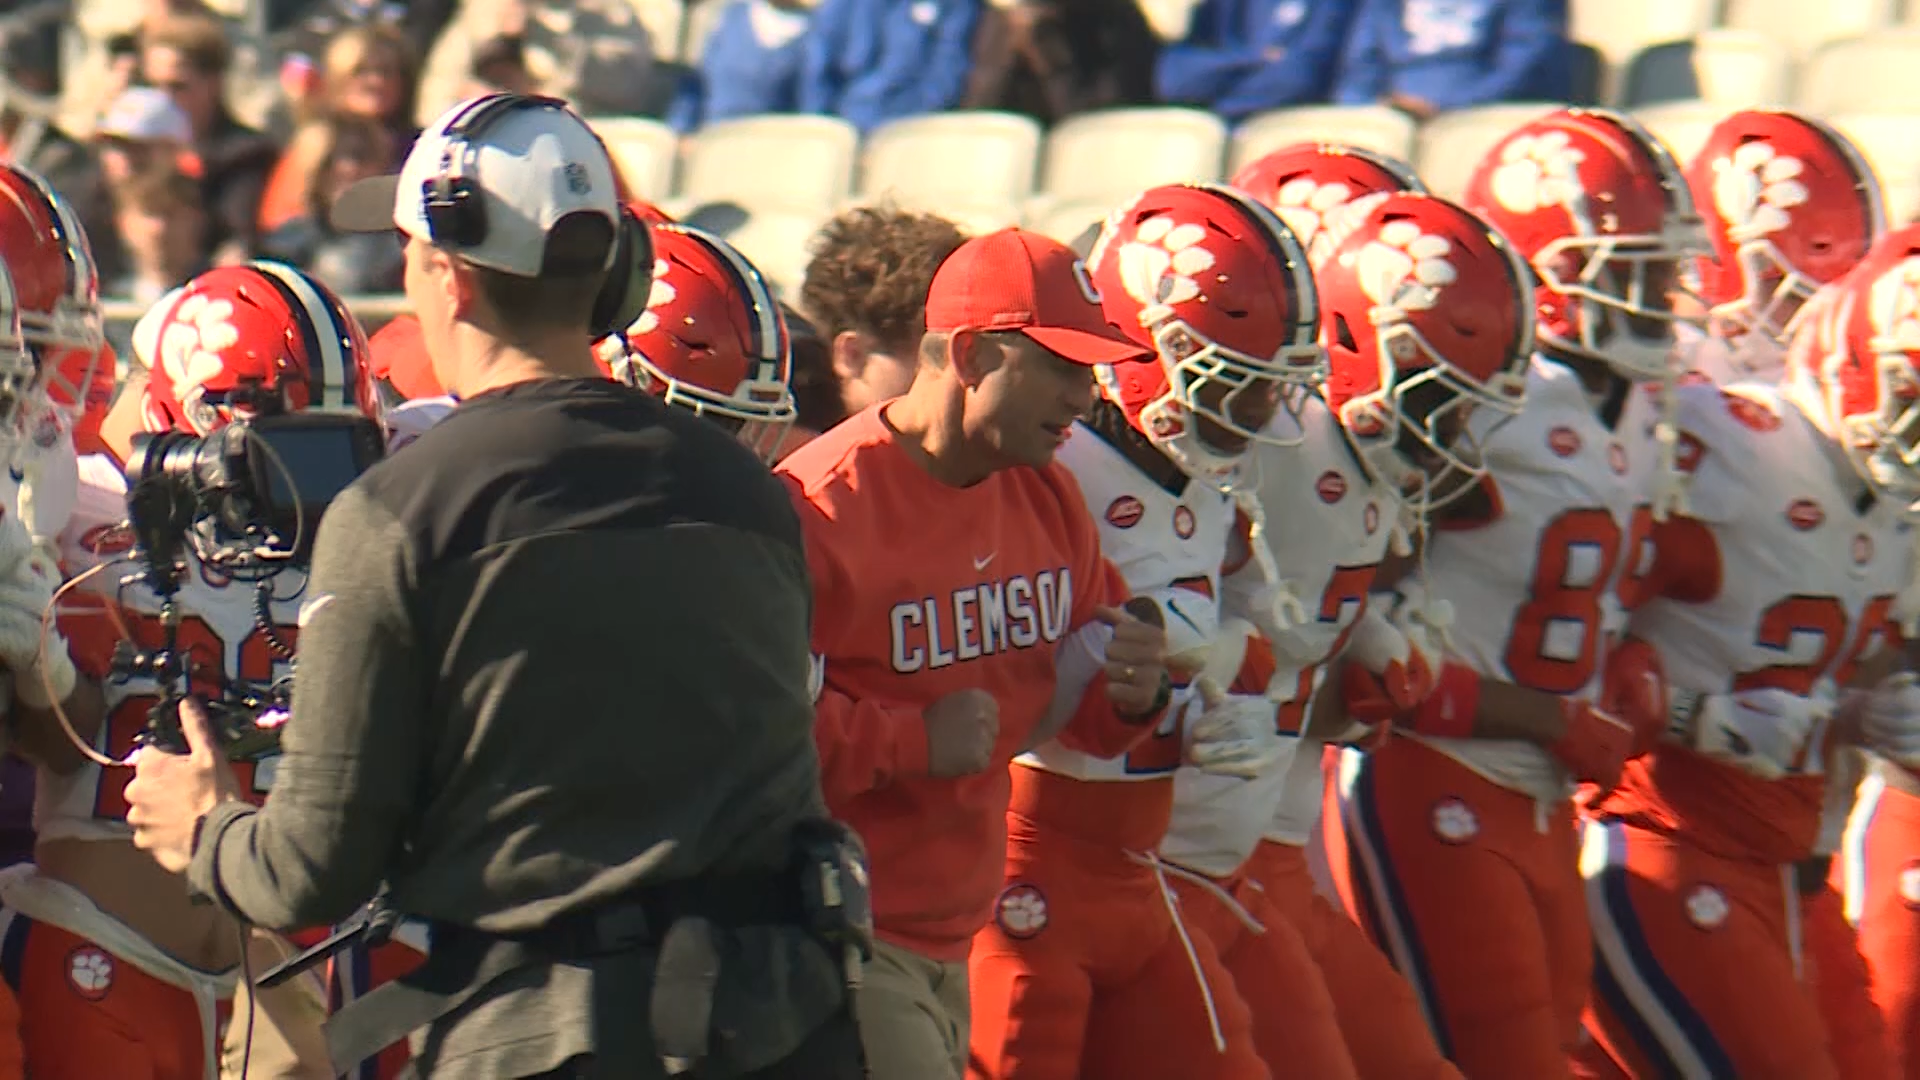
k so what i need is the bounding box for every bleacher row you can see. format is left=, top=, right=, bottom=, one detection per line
left=565, top=0, right=1920, bottom=301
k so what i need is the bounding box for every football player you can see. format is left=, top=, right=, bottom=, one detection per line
left=1580, top=228, right=1920, bottom=1079
left=1683, top=109, right=1882, bottom=385
left=1323, top=109, right=1688, bottom=1080
left=967, top=182, right=1319, bottom=1080
left=4, top=262, right=377, bottom=1080
left=1163, top=190, right=1533, bottom=1080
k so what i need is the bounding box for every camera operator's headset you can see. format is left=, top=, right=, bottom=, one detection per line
left=419, top=92, right=654, bottom=339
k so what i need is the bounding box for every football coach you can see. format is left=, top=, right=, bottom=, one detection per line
left=122, top=93, right=870, bottom=1080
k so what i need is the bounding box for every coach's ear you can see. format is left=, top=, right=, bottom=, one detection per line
left=947, top=328, right=1000, bottom=389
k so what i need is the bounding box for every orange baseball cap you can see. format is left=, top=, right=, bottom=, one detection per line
left=923, top=228, right=1148, bottom=366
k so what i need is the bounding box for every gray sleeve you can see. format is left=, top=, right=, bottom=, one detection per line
left=187, top=483, right=429, bottom=930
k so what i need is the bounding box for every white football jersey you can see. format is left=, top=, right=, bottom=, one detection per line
left=1636, top=385, right=1909, bottom=698
left=1409, top=356, right=1656, bottom=802
left=1019, top=421, right=1235, bottom=782
left=37, top=454, right=305, bottom=842
left=1162, top=395, right=1400, bottom=875
left=1675, top=322, right=1788, bottom=387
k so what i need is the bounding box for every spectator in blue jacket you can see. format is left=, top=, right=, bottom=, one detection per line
left=799, top=0, right=979, bottom=133
left=1333, top=0, right=1569, bottom=119
left=1154, top=0, right=1356, bottom=123
left=670, top=0, right=815, bottom=131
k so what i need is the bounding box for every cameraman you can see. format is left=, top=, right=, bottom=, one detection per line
left=123, top=94, right=866, bottom=1080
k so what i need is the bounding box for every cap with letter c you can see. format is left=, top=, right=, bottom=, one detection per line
left=330, top=93, right=620, bottom=278
left=923, top=228, right=1150, bottom=367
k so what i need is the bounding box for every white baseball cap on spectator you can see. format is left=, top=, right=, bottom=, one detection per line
left=330, top=93, right=620, bottom=277
left=96, top=87, right=193, bottom=144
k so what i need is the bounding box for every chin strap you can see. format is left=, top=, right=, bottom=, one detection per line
left=1232, top=487, right=1308, bottom=633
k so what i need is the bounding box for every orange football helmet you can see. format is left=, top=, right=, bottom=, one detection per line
left=1084, top=182, right=1323, bottom=480
left=1230, top=143, right=1427, bottom=269
left=1689, top=109, right=1882, bottom=344
left=140, top=262, right=375, bottom=436
left=1788, top=224, right=1920, bottom=507
left=598, top=224, right=795, bottom=460
left=1464, top=108, right=1702, bottom=381
left=1319, top=193, right=1534, bottom=509
left=0, top=164, right=109, bottom=435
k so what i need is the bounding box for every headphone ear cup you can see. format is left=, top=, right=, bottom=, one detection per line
left=591, top=210, right=656, bottom=338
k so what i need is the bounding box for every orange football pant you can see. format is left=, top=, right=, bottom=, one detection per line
left=1324, top=739, right=1588, bottom=1080
left=1799, top=867, right=1896, bottom=1080
left=1241, top=840, right=1464, bottom=1080
left=1840, top=770, right=1920, bottom=1078
left=967, top=771, right=1269, bottom=1080
left=2, top=915, right=222, bottom=1080
left=1579, top=819, right=1839, bottom=1079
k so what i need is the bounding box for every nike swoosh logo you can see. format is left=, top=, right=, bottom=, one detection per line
left=973, top=554, right=995, bottom=571
left=1164, top=597, right=1205, bottom=637
left=297, top=594, right=335, bottom=628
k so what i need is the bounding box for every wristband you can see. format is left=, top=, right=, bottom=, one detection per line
left=1407, top=660, right=1480, bottom=740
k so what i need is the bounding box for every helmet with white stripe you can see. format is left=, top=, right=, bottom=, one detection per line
left=139, top=261, right=374, bottom=436
left=597, top=223, right=795, bottom=461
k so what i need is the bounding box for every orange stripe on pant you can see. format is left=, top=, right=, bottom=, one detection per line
left=1242, top=840, right=1463, bottom=1080
left=1579, top=818, right=1839, bottom=1079
left=1841, top=771, right=1920, bottom=1078
left=967, top=768, right=1269, bottom=1080
left=1324, top=738, right=1588, bottom=1080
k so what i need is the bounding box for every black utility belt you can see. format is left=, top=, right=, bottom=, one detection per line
left=322, top=818, right=875, bottom=1079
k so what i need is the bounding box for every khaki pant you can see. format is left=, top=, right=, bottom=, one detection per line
left=221, top=931, right=333, bottom=1080
left=851, top=939, right=970, bottom=1080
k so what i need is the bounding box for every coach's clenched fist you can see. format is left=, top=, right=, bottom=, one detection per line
left=925, top=688, right=1000, bottom=777
left=1102, top=600, right=1170, bottom=719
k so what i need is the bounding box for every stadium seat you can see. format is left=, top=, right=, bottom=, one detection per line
left=1026, top=107, right=1228, bottom=224
left=1025, top=200, right=1112, bottom=246
left=1827, top=112, right=1920, bottom=222
left=679, top=205, right=827, bottom=298
left=1618, top=30, right=1793, bottom=110
left=858, top=112, right=1043, bottom=220
left=1412, top=102, right=1563, bottom=200
left=1228, top=106, right=1419, bottom=175
left=1799, top=32, right=1920, bottom=116
left=1566, top=42, right=1606, bottom=107
left=1572, top=0, right=1717, bottom=70
left=591, top=116, right=679, bottom=200
left=1630, top=101, right=1727, bottom=165
left=677, top=114, right=860, bottom=214
left=1717, top=0, right=1897, bottom=58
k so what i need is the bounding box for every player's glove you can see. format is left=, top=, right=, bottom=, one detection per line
left=1599, top=637, right=1668, bottom=758
left=1857, top=673, right=1920, bottom=768
left=1548, top=699, right=1637, bottom=790
left=1680, top=684, right=1832, bottom=781
left=1185, top=677, right=1294, bottom=779
left=0, top=527, right=75, bottom=709
left=1339, top=605, right=1440, bottom=727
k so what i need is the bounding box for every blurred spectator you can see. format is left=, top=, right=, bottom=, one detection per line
left=143, top=14, right=280, bottom=263
left=109, top=165, right=207, bottom=305
left=798, top=205, right=967, bottom=422
left=257, top=22, right=417, bottom=231
left=414, top=0, right=656, bottom=124
left=258, top=116, right=403, bottom=292
left=0, top=7, right=124, bottom=284
left=469, top=31, right=539, bottom=94
left=1155, top=0, right=1355, bottom=122
left=960, top=0, right=1159, bottom=126
left=800, top=0, right=979, bottom=134
left=669, top=0, right=815, bottom=132
left=67, top=1, right=280, bottom=137
left=93, top=87, right=197, bottom=186
left=1333, top=0, right=1569, bottom=119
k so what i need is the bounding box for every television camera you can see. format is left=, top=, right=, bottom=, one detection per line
left=117, top=411, right=386, bottom=754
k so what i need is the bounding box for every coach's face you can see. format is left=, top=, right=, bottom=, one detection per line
left=963, top=331, right=1096, bottom=470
